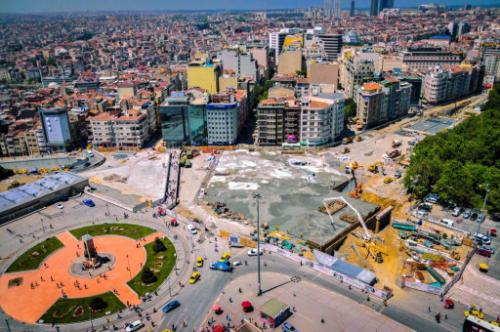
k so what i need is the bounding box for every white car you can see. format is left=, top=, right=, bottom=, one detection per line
left=191, top=228, right=198, bottom=235
left=125, top=320, right=144, bottom=332
left=233, top=260, right=242, bottom=266
left=247, top=248, right=263, bottom=256
left=55, top=203, right=64, bottom=209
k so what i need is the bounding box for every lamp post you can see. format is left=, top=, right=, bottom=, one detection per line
left=477, top=185, right=490, bottom=234
left=254, top=192, right=262, bottom=296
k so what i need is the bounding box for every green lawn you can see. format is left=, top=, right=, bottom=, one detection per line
left=70, top=223, right=155, bottom=240
left=6, top=237, right=64, bottom=273
left=40, top=292, right=125, bottom=324
left=128, top=237, right=176, bottom=296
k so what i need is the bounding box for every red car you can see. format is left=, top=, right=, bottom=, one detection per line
left=444, top=298, right=454, bottom=309
left=490, top=228, right=497, bottom=237
left=476, top=247, right=492, bottom=257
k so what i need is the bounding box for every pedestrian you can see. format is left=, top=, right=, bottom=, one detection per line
left=428, top=306, right=431, bottom=313
left=445, top=314, right=448, bottom=320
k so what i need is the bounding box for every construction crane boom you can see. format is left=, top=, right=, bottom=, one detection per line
left=323, top=196, right=371, bottom=241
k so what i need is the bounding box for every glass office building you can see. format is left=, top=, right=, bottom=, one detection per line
left=160, top=93, right=207, bottom=147
left=188, top=103, right=207, bottom=146
left=159, top=96, right=190, bottom=147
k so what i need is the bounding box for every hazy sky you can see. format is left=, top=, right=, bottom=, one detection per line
left=0, top=0, right=497, bottom=13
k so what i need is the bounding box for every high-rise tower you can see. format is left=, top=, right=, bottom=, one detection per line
left=370, top=0, right=379, bottom=16
left=350, top=0, right=355, bottom=16
left=324, top=0, right=341, bottom=18
left=379, top=0, right=394, bottom=11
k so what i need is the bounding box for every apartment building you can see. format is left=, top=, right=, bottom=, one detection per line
left=402, top=47, right=463, bottom=73
left=300, top=92, right=345, bottom=147
left=341, top=52, right=376, bottom=98
left=218, top=48, right=259, bottom=81
left=423, top=64, right=481, bottom=104
left=357, top=82, right=385, bottom=129
left=356, top=78, right=412, bottom=129
left=256, top=98, right=300, bottom=146
left=89, top=109, right=151, bottom=150
left=317, top=34, right=343, bottom=61
left=480, top=42, right=500, bottom=81
left=187, top=61, right=220, bottom=94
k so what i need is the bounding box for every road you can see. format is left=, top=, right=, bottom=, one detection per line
left=0, top=195, right=471, bottom=332
left=158, top=245, right=468, bottom=332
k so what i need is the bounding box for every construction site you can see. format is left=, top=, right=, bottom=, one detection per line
left=202, top=122, right=476, bottom=297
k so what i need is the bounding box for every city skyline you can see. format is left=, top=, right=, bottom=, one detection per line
left=1, top=0, right=499, bottom=13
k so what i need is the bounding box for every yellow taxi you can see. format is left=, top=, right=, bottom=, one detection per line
left=189, top=271, right=201, bottom=284
left=196, top=256, right=204, bottom=267
left=479, top=263, right=489, bottom=273
left=220, top=252, right=231, bottom=261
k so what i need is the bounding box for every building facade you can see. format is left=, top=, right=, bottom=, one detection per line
left=402, top=48, right=463, bottom=72
left=39, top=107, right=73, bottom=152
left=187, top=61, right=220, bottom=94
left=206, top=102, right=239, bottom=145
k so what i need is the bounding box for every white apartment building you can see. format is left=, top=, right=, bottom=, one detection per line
left=206, top=102, right=239, bottom=145
left=299, top=91, right=345, bottom=146
left=423, top=64, right=480, bottom=104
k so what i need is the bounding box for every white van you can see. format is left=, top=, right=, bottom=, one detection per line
left=440, top=218, right=454, bottom=227
left=126, top=320, right=144, bottom=332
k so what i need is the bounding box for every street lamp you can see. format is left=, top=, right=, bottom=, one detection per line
left=477, top=184, right=490, bottom=234
left=253, top=192, right=262, bottom=296
left=40, top=218, right=45, bottom=233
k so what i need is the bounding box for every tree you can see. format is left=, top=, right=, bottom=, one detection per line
left=8, top=181, right=21, bottom=190
left=344, top=98, right=356, bottom=126
left=89, top=297, right=108, bottom=311
left=403, top=82, right=500, bottom=213
left=0, top=166, right=14, bottom=181
left=152, top=237, right=166, bottom=253
left=141, top=267, right=157, bottom=284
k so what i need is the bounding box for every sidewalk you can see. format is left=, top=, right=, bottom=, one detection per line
left=201, top=272, right=413, bottom=332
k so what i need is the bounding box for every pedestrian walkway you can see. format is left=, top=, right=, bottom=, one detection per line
left=202, top=272, right=413, bottom=332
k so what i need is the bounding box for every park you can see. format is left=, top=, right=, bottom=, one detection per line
left=0, top=223, right=176, bottom=325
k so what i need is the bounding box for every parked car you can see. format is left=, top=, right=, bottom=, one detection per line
left=425, top=193, right=440, bottom=204
left=282, top=322, right=298, bottom=332
left=477, top=212, right=486, bottom=223
left=452, top=207, right=462, bottom=217
left=419, top=203, right=433, bottom=211
left=247, top=248, right=263, bottom=256
left=82, top=199, right=95, bottom=207
left=125, top=320, right=144, bottom=332
left=490, top=228, right=497, bottom=237
left=55, top=203, right=64, bottom=209
left=473, top=233, right=491, bottom=245
left=416, top=209, right=428, bottom=218
left=162, top=300, right=180, bottom=313
left=476, top=247, right=492, bottom=257
left=191, top=228, right=198, bottom=235
left=470, top=210, right=480, bottom=221
left=462, top=209, right=472, bottom=219
left=479, top=246, right=495, bottom=255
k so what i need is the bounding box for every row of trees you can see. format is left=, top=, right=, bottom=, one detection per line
left=404, top=83, right=500, bottom=214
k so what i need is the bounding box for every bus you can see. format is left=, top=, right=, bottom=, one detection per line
left=463, top=315, right=500, bottom=332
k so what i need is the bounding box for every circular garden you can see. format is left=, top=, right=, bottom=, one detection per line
left=0, top=223, right=176, bottom=325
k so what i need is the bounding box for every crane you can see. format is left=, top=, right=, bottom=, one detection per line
left=322, top=196, right=371, bottom=241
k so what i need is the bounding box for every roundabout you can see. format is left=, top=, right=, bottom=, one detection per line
left=0, top=223, right=176, bottom=325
